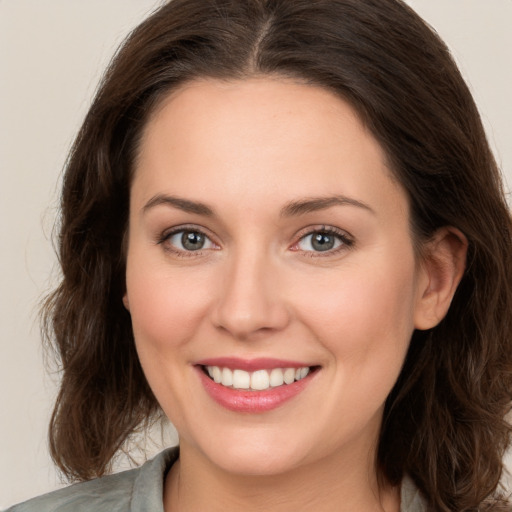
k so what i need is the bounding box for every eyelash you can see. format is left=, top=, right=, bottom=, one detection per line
left=157, top=225, right=354, bottom=258
left=157, top=225, right=218, bottom=258
left=291, top=226, right=354, bottom=257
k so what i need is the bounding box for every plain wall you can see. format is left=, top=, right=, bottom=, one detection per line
left=1, top=0, right=511, bottom=508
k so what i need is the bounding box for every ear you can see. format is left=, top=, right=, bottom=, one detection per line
left=122, top=292, right=130, bottom=311
left=414, top=227, right=468, bottom=330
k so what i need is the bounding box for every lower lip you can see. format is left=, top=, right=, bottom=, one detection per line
left=196, top=367, right=316, bottom=413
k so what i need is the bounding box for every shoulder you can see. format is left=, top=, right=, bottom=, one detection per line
left=6, top=469, right=138, bottom=512
left=6, top=448, right=179, bottom=512
left=400, top=476, right=427, bottom=512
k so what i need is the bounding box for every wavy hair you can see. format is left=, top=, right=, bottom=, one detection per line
left=43, top=0, right=512, bottom=509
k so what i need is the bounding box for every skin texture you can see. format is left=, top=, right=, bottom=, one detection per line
left=123, top=78, right=467, bottom=512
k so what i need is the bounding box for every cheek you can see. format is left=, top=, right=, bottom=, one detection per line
left=124, top=259, right=217, bottom=423
left=125, top=258, right=214, bottom=357
left=297, top=256, right=418, bottom=374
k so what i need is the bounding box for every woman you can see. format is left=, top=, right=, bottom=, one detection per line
left=8, top=0, right=512, bottom=510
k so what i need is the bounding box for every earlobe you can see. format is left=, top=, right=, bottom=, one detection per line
left=414, top=227, right=468, bottom=330
left=122, top=293, right=130, bottom=311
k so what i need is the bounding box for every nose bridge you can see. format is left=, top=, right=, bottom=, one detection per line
left=212, top=242, right=289, bottom=339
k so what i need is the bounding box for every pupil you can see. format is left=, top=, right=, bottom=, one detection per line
left=182, top=231, right=205, bottom=251
left=312, top=233, right=335, bottom=251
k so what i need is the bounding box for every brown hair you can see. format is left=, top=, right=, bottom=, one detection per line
left=43, top=0, right=512, bottom=509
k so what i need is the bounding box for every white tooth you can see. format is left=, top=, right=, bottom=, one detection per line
left=212, top=366, right=222, bottom=383
left=251, top=370, right=270, bottom=390
left=232, top=369, right=251, bottom=389
left=299, top=367, right=310, bottom=379
left=207, top=366, right=215, bottom=379
left=295, top=368, right=301, bottom=380
left=269, top=368, right=285, bottom=387
left=221, top=368, right=233, bottom=387
left=283, top=368, right=295, bottom=385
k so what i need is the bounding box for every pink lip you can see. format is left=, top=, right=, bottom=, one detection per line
left=195, top=357, right=311, bottom=372
left=195, top=363, right=317, bottom=414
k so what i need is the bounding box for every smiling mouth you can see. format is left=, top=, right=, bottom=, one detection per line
left=201, top=365, right=318, bottom=391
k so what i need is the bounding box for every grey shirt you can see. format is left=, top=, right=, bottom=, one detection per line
left=7, top=448, right=426, bottom=511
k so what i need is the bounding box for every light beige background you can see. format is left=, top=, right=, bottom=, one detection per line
left=1, top=0, right=511, bottom=508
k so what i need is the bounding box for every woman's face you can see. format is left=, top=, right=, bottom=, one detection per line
left=124, top=78, right=430, bottom=476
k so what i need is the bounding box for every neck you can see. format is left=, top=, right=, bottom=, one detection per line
left=164, top=441, right=400, bottom=512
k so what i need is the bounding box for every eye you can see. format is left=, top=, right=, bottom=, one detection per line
left=163, top=229, right=216, bottom=252
left=294, top=228, right=353, bottom=254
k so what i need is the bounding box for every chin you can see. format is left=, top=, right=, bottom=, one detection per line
left=215, top=447, right=306, bottom=477
left=188, top=428, right=311, bottom=477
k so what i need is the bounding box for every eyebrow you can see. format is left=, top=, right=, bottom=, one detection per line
left=142, top=193, right=374, bottom=218
left=143, top=194, right=215, bottom=216
left=280, top=195, right=375, bottom=217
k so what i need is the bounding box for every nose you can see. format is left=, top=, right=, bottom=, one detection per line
left=211, top=249, right=291, bottom=340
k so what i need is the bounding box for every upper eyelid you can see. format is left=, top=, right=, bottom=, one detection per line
left=160, top=224, right=215, bottom=240
left=294, top=225, right=353, bottom=241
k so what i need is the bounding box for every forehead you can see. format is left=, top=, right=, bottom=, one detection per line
left=141, top=77, right=375, bottom=163
left=133, top=77, right=408, bottom=222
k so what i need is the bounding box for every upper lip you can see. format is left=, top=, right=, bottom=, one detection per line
left=195, top=357, right=315, bottom=372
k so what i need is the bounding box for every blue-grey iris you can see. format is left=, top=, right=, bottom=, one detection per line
left=182, top=231, right=205, bottom=250
left=312, top=232, right=336, bottom=251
